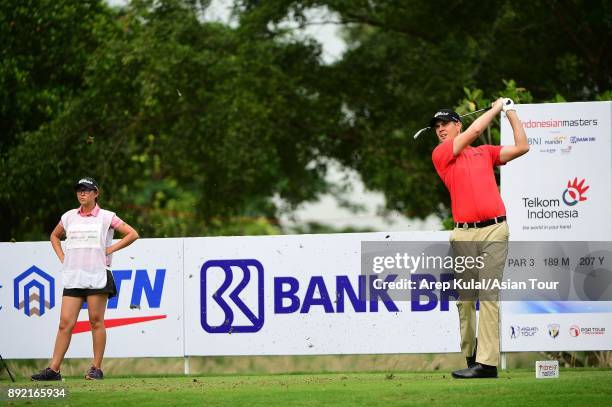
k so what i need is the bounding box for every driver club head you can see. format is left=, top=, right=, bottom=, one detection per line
left=413, top=126, right=431, bottom=139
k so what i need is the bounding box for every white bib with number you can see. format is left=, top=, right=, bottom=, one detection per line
left=60, top=207, right=116, bottom=289
left=66, top=223, right=102, bottom=249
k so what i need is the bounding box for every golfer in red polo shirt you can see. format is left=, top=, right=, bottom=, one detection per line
left=431, top=98, right=528, bottom=378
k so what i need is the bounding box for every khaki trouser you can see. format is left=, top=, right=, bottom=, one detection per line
left=450, top=221, right=509, bottom=366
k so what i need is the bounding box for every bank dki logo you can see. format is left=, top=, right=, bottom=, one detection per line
left=548, top=323, right=560, bottom=339
left=200, top=259, right=264, bottom=333
left=13, top=266, right=56, bottom=317
left=562, top=178, right=589, bottom=206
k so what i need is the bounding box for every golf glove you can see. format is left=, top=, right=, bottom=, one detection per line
left=502, top=98, right=516, bottom=112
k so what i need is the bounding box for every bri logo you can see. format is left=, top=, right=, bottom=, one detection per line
left=13, top=266, right=55, bottom=317
left=201, top=259, right=265, bottom=334
left=200, top=259, right=456, bottom=334
left=562, top=178, right=589, bottom=206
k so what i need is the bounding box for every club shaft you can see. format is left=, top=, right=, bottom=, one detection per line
left=460, top=106, right=490, bottom=118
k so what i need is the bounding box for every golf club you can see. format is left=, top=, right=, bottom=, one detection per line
left=413, top=106, right=491, bottom=139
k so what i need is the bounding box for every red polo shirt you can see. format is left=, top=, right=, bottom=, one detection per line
left=432, top=139, right=506, bottom=223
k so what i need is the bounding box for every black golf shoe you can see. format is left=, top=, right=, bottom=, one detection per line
left=31, top=367, right=62, bottom=381
left=452, top=363, right=498, bottom=379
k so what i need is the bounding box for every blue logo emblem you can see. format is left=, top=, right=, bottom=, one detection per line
left=200, top=259, right=264, bottom=333
left=14, top=266, right=55, bottom=317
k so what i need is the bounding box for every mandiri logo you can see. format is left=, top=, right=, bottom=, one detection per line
left=200, top=259, right=264, bottom=334
left=562, top=178, right=589, bottom=206
left=13, top=266, right=56, bottom=317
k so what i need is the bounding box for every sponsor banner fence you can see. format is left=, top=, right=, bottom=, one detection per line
left=2, top=234, right=611, bottom=358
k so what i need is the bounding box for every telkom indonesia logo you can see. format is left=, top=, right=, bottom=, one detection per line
left=562, top=178, right=589, bottom=206
left=201, top=259, right=264, bottom=333
left=13, top=266, right=55, bottom=317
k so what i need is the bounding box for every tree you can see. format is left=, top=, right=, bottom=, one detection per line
left=0, top=0, right=113, bottom=151
left=2, top=0, right=611, bottom=240
left=1, top=0, right=342, bottom=239
left=0, top=0, right=115, bottom=240
left=236, top=0, right=612, bottom=221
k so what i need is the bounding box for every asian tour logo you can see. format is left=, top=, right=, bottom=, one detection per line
left=562, top=178, right=589, bottom=206
left=510, top=325, right=539, bottom=339
left=13, top=266, right=56, bottom=317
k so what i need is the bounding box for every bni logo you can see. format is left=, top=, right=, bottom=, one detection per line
left=13, top=266, right=56, bottom=317
left=200, top=259, right=264, bottom=333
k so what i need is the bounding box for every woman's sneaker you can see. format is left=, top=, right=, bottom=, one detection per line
left=31, top=367, right=62, bottom=381
left=85, top=366, right=104, bottom=380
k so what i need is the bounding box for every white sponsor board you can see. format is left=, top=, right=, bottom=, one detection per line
left=0, top=239, right=184, bottom=358
left=183, top=232, right=461, bottom=356
left=500, top=101, right=612, bottom=352
left=500, top=101, right=612, bottom=241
